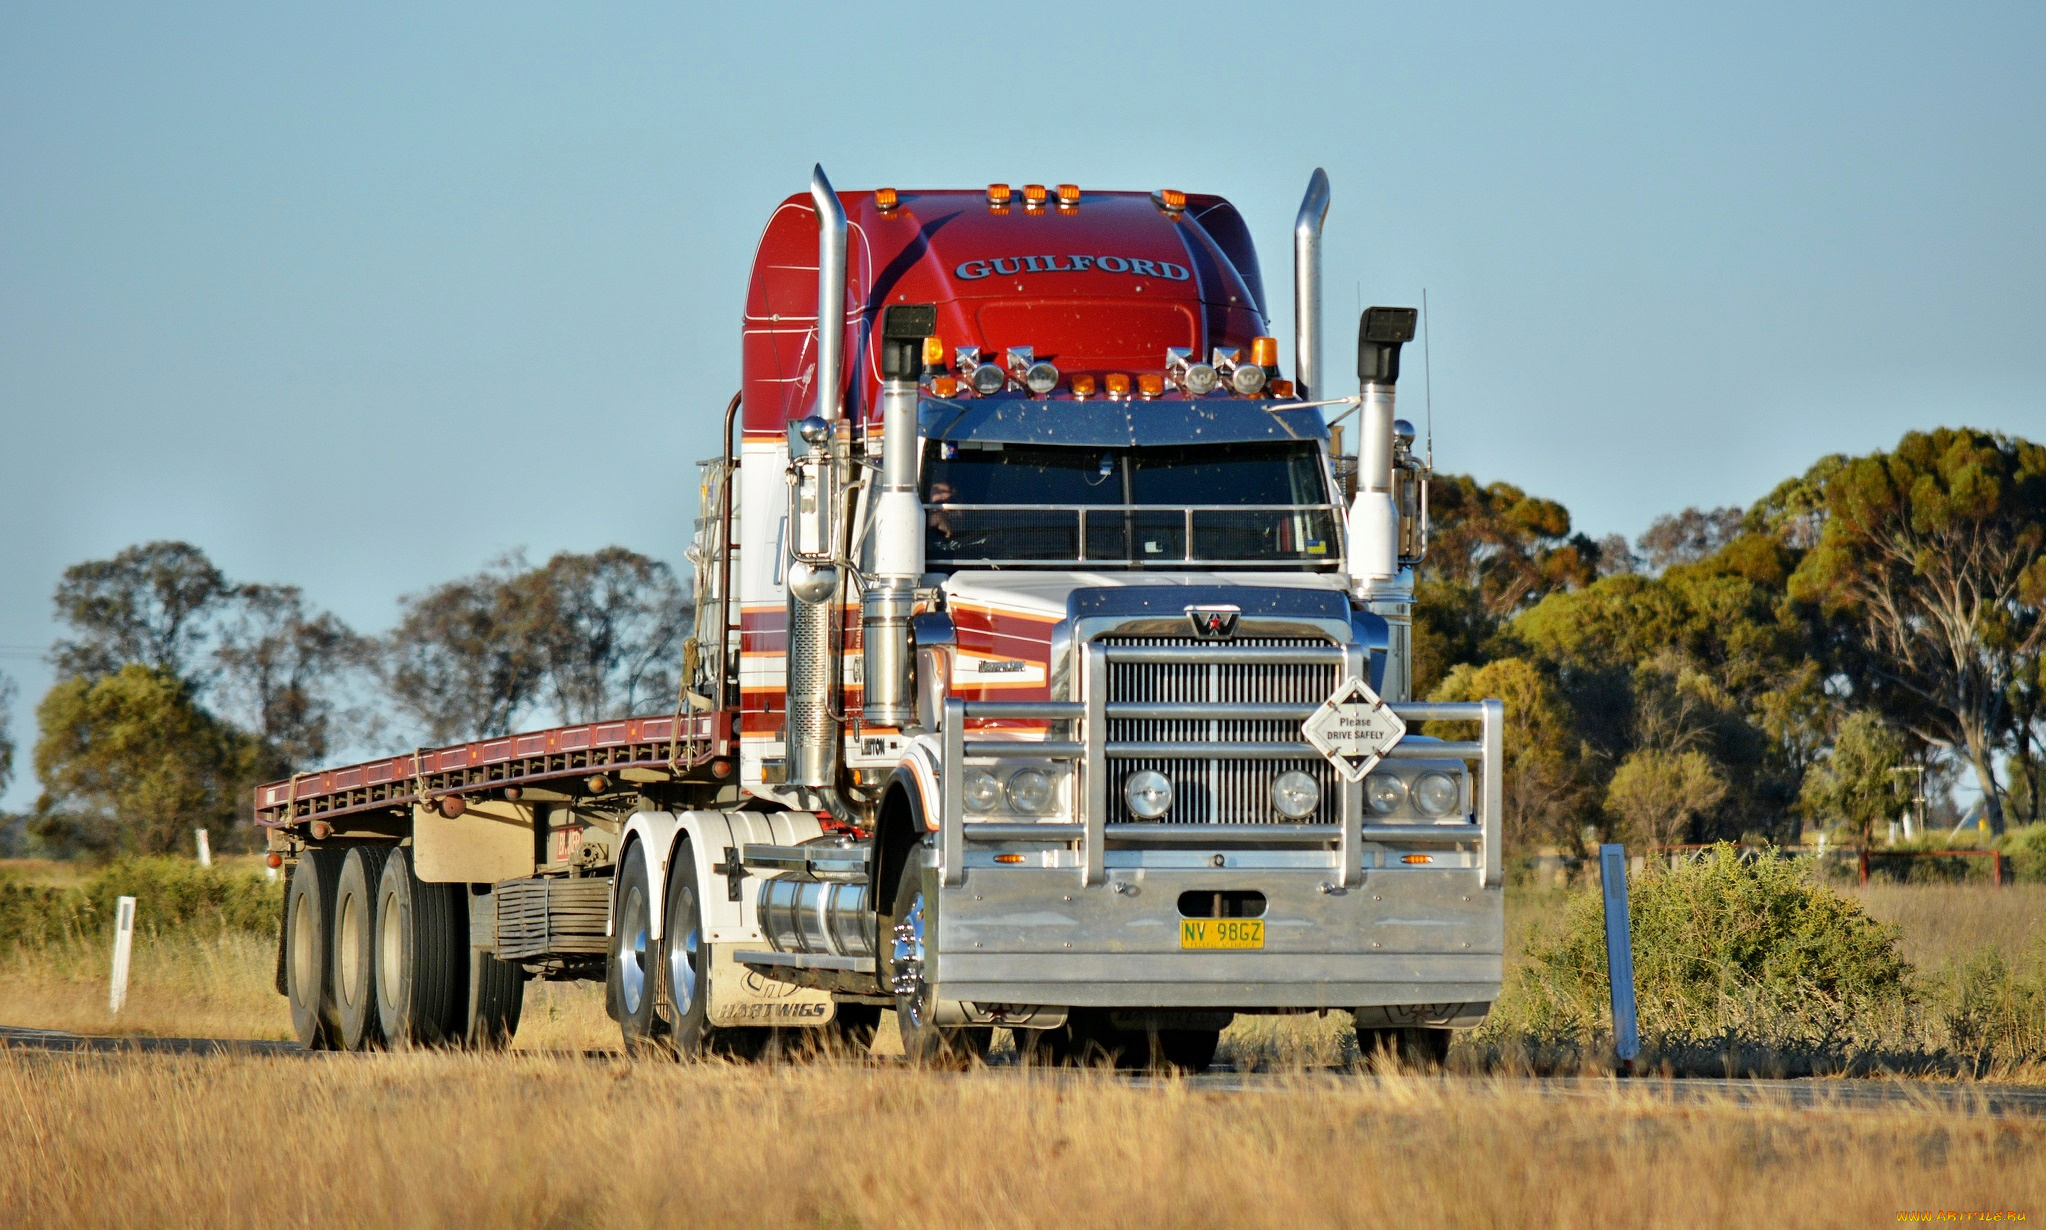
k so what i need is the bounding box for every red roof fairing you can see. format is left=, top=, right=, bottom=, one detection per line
left=741, top=189, right=1270, bottom=435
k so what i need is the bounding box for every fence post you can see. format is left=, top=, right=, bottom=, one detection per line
left=1598, top=844, right=1641, bottom=1073
left=1994, top=851, right=2005, bottom=891
left=195, top=828, right=211, bottom=868
left=1858, top=848, right=1869, bottom=889
left=108, top=896, right=137, bottom=1015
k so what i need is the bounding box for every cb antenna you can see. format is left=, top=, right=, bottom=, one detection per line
left=1421, top=287, right=1435, bottom=467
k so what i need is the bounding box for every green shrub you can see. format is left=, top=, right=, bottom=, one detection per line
left=0, top=857, right=280, bottom=949
left=1995, top=824, right=2046, bottom=883
left=1927, top=945, right=2046, bottom=1061
left=1492, top=844, right=1911, bottom=1048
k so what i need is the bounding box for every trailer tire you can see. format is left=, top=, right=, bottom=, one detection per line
left=885, top=866, right=989, bottom=1068
left=284, top=848, right=345, bottom=1050
left=373, top=847, right=466, bottom=1048
left=464, top=942, right=524, bottom=1051
left=612, top=842, right=671, bottom=1057
left=333, top=846, right=392, bottom=1051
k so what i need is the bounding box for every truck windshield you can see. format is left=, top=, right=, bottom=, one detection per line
left=921, top=440, right=1339, bottom=569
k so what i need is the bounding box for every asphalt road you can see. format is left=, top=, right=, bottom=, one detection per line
left=7, top=1024, right=2044, bottom=1118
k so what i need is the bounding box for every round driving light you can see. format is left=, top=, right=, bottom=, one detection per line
left=970, top=364, right=1007, bottom=395
left=964, top=769, right=1002, bottom=813
left=1123, top=770, right=1174, bottom=820
left=1414, top=772, right=1460, bottom=817
left=1229, top=363, right=1268, bottom=396
left=1023, top=361, right=1061, bottom=395
left=1182, top=362, right=1220, bottom=395
left=1271, top=770, right=1321, bottom=820
left=1006, top=768, right=1054, bottom=813
left=1367, top=774, right=1407, bottom=815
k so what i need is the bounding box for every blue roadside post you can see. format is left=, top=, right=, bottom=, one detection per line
left=1599, top=843, right=1641, bottom=1074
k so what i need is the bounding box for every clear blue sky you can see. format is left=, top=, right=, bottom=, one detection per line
left=2, top=1, right=2042, bottom=807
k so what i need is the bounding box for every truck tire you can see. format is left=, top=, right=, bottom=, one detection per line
left=1357, top=1025, right=1452, bottom=1071
left=464, top=944, right=524, bottom=1050
left=885, top=866, right=989, bottom=1067
left=284, top=848, right=345, bottom=1050
left=332, top=846, right=392, bottom=1051
left=655, top=837, right=770, bottom=1058
left=373, top=846, right=466, bottom=1047
left=612, top=841, right=672, bottom=1057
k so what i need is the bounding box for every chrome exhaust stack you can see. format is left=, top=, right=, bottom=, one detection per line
left=1349, top=306, right=1419, bottom=700
left=1292, top=168, right=1330, bottom=401
left=785, top=165, right=850, bottom=791
left=862, top=305, right=933, bottom=727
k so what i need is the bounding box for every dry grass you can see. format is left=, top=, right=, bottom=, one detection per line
left=1856, top=883, right=2046, bottom=970
left=1, top=1049, right=2040, bottom=1229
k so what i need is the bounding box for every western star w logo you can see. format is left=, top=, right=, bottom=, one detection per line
left=1186, top=605, right=1240, bottom=639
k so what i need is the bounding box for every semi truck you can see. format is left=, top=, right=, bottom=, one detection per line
left=260, top=167, right=1505, bottom=1070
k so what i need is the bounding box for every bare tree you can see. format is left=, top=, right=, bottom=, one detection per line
left=214, top=584, right=372, bottom=773
left=0, top=671, right=15, bottom=795
left=49, top=541, right=229, bottom=685
left=384, top=555, right=548, bottom=744
left=527, top=549, right=689, bottom=723
left=1637, top=506, right=1745, bottom=572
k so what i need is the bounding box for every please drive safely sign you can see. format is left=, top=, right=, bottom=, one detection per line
left=1301, top=677, right=1407, bottom=782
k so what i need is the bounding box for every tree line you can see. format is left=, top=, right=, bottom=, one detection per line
left=4, top=544, right=688, bottom=855
left=0, top=423, right=2037, bottom=859
left=1420, top=425, right=2044, bottom=857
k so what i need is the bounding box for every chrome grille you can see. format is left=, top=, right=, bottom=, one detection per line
left=1103, top=636, right=1340, bottom=825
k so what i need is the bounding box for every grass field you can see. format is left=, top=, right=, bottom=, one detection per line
left=2, top=1049, right=2041, bottom=1229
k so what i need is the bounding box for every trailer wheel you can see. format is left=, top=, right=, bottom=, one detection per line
left=1357, top=1025, right=1451, bottom=1072
left=333, top=846, right=392, bottom=1051
left=373, top=846, right=466, bottom=1047
left=284, top=848, right=345, bottom=1050
left=885, top=868, right=988, bottom=1067
left=463, top=941, right=525, bottom=1051
left=612, top=842, right=671, bottom=1057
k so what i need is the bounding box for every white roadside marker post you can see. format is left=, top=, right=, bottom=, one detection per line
left=108, top=896, right=137, bottom=1015
left=1598, top=844, right=1641, bottom=1074
left=195, top=828, right=212, bottom=868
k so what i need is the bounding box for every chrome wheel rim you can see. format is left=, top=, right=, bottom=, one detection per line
left=377, top=890, right=403, bottom=1005
left=665, top=884, right=700, bottom=1018
left=619, top=884, right=649, bottom=1015
left=890, top=890, right=929, bottom=1028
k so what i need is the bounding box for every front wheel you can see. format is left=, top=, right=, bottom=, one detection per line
left=885, top=862, right=988, bottom=1068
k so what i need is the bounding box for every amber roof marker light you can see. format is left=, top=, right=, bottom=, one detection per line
left=1056, top=183, right=1080, bottom=206
left=1153, top=188, right=1187, bottom=214
left=1022, top=183, right=1048, bottom=208
left=987, top=183, right=1013, bottom=207
left=875, top=187, right=899, bottom=210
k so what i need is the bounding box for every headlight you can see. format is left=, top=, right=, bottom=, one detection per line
left=1124, top=770, right=1174, bottom=820
left=964, top=769, right=1002, bottom=813
left=1367, top=774, right=1407, bottom=815
left=1271, top=770, right=1320, bottom=820
left=1005, top=768, right=1054, bottom=813
left=1414, top=772, right=1460, bottom=817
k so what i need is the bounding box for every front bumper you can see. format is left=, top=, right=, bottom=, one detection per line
left=928, top=862, right=1503, bottom=1011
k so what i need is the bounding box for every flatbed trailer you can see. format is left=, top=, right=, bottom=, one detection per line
left=263, top=166, right=1508, bottom=1068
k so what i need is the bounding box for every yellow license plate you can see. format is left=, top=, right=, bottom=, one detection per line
left=1179, top=918, right=1265, bottom=949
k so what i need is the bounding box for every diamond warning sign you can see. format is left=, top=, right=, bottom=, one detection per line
left=1301, top=677, right=1407, bottom=782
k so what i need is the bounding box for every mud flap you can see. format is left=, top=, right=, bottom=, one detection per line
left=705, top=945, right=837, bottom=1028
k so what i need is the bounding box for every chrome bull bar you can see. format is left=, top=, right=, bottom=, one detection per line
left=939, top=642, right=1504, bottom=891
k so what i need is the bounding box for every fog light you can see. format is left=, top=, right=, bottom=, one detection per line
left=1006, top=768, right=1054, bottom=813
left=964, top=769, right=1002, bottom=813
left=970, top=364, right=1007, bottom=395
left=1124, top=770, right=1173, bottom=820
left=1414, top=772, right=1460, bottom=817
left=1367, top=774, right=1406, bottom=815
left=1024, top=361, right=1061, bottom=395
left=1229, top=363, right=1268, bottom=396
left=1271, top=770, right=1320, bottom=819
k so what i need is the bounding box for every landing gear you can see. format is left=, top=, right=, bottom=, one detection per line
left=885, top=869, right=989, bottom=1067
